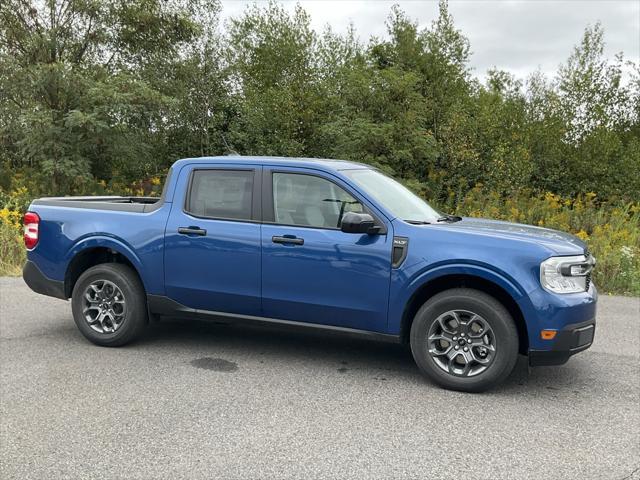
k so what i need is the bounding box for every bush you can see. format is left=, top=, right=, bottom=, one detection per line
left=0, top=206, right=25, bottom=276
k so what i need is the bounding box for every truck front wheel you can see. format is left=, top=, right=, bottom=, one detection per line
left=410, top=288, right=519, bottom=392
left=71, top=263, right=148, bottom=347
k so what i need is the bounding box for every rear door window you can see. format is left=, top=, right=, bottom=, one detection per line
left=186, top=169, right=254, bottom=220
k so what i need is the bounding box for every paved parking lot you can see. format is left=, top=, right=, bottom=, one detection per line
left=1, top=277, right=639, bottom=479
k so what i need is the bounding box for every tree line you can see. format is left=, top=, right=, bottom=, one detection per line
left=1, top=0, right=638, bottom=202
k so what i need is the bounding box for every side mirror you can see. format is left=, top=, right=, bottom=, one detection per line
left=340, top=212, right=379, bottom=234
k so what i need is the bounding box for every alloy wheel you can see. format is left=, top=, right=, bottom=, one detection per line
left=82, top=280, right=127, bottom=333
left=427, top=309, right=496, bottom=377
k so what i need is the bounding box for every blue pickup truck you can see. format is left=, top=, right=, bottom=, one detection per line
left=22, top=156, right=597, bottom=391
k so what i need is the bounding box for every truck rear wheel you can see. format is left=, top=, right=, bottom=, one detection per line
left=410, top=288, right=519, bottom=392
left=71, top=263, right=147, bottom=347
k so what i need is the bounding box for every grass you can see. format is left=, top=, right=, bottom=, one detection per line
left=0, top=211, right=25, bottom=276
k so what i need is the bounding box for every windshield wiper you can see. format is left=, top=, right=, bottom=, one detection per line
left=436, top=214, right=462, bottom=223
left=404, top=219, right=431, bottom=225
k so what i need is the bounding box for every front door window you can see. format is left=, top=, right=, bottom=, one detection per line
left=272, top=172, right=363, bottom=228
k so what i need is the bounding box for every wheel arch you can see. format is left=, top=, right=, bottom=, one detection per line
left=64, top=238, right=146, bottom=299
left=399, top=273, right=529, bottom=355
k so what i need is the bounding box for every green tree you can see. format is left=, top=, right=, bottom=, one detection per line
left=1, top=0, right=637, bottom=203
left=226, top=1, right=322, bottom=156
left=550, top=23, right=638, bottom=198
left=0, top=0, right=214, bottom=193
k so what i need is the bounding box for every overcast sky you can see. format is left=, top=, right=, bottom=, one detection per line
left=219, top=0, right=640, bottom=81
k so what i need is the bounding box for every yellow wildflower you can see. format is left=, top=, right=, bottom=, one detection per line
left=575, top=230, right=589, bottom=241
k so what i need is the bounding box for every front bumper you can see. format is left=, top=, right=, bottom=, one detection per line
left=528, top=318, right=596, bottom=366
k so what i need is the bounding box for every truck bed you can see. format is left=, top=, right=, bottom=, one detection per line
left=30, top=196, right=163, bottom=213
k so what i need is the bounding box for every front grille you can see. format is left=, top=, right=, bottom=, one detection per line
left=585, top=272, right=591, bottom=291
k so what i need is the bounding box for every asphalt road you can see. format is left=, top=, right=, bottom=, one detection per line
left=1, top=277, right=639, bottom=480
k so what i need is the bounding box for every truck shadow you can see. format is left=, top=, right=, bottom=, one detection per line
left=141, top=317, right=419, bottom=378
left=134, top=316, right=597, bottom=395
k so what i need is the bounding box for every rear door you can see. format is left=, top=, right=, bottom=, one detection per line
left=164, top=164, right=262, bottom=315
left=260, top=167, right=393, bottom=332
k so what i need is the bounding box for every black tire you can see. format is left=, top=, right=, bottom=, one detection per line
left=71, top=263, right=148, bottom=347
left=410, top=288, right=519, bottom=393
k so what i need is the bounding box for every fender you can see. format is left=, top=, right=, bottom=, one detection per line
left=64, top=235, right=147, bottom=290
left=409, top=260, right=527, bottom=299
left=388, top=259, right=534, bottom=335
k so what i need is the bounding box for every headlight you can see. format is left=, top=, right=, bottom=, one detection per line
left=540, top=255, right=595, bottom=294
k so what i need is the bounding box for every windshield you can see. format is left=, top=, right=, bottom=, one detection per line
left=343, top=169, right=441, bottom=223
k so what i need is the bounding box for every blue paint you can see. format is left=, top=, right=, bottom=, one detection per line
left=26, top=156, right=597, bottom=353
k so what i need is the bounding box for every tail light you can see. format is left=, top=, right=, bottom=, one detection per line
left=23, top=211, right=40, bottom=250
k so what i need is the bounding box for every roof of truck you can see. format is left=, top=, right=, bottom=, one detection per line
left=172, top=156, right=370, bottom=171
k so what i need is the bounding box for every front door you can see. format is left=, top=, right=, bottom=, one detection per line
left=260, top=168, right=393, bottom=332
left=164, top=165, right=262, bottom=315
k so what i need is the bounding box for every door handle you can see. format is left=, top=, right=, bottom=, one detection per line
left=272, top=235, right=304, bottom=245
left=178, top=227, right=207, bottom=236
